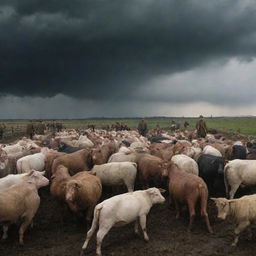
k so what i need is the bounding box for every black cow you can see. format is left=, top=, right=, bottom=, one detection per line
left=58, top=142, right=84, bottom=153
left=198, top=154, right=225, bottom=196
left=231, top=145, right=246, bottom=160
left=148, top=136, right=176, bottom=143
left=121, top=140, right=131, bottom=147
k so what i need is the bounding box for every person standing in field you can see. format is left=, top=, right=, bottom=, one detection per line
left=26, top=120, right=35, bottom=139
left=138, top=118, right=148, bottom=137
left=155, top=123, right=161, bottom=135
left=184, top=121, right=189, bottom=130
left=37, top=120, right=46, bottom=134
left=196, top=115, right=207, bottom=138
left=0, top=122, right=6, bottom=140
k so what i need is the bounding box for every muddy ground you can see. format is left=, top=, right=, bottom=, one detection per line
left=1, top=187, right=256, bottom=256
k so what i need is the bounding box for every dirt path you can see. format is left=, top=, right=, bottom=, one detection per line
left=1, top=188, right=256, bottom=256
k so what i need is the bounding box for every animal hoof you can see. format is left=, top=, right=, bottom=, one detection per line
left=231, top=243, right=237, bottom=247
left=208, top=228, right=213, bottom=234
left=144, top=237, right=149, bottom=242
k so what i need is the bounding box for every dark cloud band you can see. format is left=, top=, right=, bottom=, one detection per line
left=0, top=0, right=256, bottom=101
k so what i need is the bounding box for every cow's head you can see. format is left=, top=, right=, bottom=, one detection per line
left=211, top=197, right=231, bottom=220
left=65, top=181, right=80, bottom=202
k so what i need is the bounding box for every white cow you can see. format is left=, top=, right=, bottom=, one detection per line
left=108, top=151, right=138, bottom=163
left=211, top=195, right=256, bottom=246
left=90, top=162, right=137, bottom=192
left=0, top=170, right=48, bottom=190
left=77, top=135, right=94, bottom=148
left=203, top=145, right=222, bottom=157
left=171, top=154, right=199, bottom=175
left=16, top=147, right=51, bottom=173
left=81, top=188, right=165, bottom=256
left=2, top=144, right=26, bottom=155
left=0, top=178, right=49, bottom=244
left=224, top=159, right=256, bottom=199
left=118, top=146, right=133, bottom=154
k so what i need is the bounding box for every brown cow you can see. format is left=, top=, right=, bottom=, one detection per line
left=45, top=152, right=66, bottom=178
left=137, top=154, right=167, bottom=189
left=65, top=172, right=102, bottom=221
left=92, top=141, right=117, bottom=165
left=149, top=143, right=174, bottom=161
left=51, top=149, right=93, bottom=175
left=50, top=165, right=70, bottom=201
left=164, top=162, right=212, bottom=233
left=173, top=140, right=192, bottom=155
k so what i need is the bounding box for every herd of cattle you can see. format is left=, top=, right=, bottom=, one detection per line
left=1, top=128, right=256, bottom=255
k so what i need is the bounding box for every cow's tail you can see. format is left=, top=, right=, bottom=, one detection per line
left=81, top=204, right=103, bottom=251
left=224, top=164, right=230, bottom=198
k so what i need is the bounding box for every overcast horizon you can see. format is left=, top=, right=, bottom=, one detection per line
left=1, top=0, right=256, bottom=118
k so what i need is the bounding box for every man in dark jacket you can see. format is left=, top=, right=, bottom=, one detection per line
left=138, top=118, right=148, bottom=137
left=26, top=120, right=35, bottom=139
left=196, top=115, right=207, bottom=138
left=0, top=122, right=6, bottom=140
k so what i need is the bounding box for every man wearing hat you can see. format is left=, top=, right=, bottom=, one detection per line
left=0, top=122, right=6, bottom=140
left=138, top=118, right=148, bottom=137
left=196, top=115, right=207, bottom=138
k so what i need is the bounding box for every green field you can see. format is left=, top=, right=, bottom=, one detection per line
left=60, top=117, right=256, bottom=136
left=1, top=117, right=256, bottom=141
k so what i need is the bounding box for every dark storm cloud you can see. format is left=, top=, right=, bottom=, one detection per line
left=1, top=0, right=256, bottom=100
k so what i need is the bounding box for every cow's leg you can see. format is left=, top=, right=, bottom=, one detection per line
left=1, top=225, right=9, bottom=240
left=168, top=194, right=173, bottom=208
left=232, top=221, right=250, bottom=246
left=201, top=209, right=213, bottom=233
left=174, top=199, right=180, bottom=219
left=187, top=200, right=196, bottom=232
left=19, top=217, right=33, bottom=245
left=134, top=218, right=139, bottom=235
left=139, top=215, right=149, bottom=241
left=96, top=225, right=112, bottom=256
left=229, top=183, right=240, bottom=199
left=125, top=182, right=134, bottom=192
left=82, top=210, right=99, bottom=251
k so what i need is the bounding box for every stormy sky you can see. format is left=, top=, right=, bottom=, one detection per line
left=1, top=0, right=256, bottom=118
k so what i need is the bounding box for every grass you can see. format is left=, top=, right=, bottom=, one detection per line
left=1, top=117, right=256, bottom=140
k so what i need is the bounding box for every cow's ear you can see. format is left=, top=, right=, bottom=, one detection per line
left=158, top=188, right=166, bottom=194
left=27, top=170, right=34, bottom=176
left=210, top=197, right=217, bottom=202
left=146, top=188, right=155, bottom=194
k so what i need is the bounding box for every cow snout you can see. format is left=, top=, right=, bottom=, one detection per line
left=65, top=192, right=73, bottom=202
left=217, top=213, right=227, bottom=220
